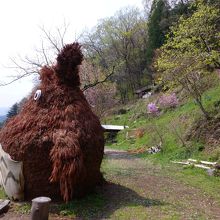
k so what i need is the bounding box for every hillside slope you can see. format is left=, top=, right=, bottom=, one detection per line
left=103, top=85, right=220, bottom=163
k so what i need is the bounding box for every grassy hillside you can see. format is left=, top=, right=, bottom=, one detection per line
left=103, top=84, right=220, bottom=163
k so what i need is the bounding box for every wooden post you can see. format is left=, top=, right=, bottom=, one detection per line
left=31, top=197, right=51, bottom=220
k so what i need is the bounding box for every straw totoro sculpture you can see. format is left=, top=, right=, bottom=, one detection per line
left=0, top=43, right=104, bottom=202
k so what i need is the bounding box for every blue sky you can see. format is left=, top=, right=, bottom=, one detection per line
left=0, top=0, right=144, bottom=111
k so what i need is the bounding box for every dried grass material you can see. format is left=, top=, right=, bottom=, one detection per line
left=0, top=43, right=104, bottom=202
left=55, top=43, right=83, bottom=87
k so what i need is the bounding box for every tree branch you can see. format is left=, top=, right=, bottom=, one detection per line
left=82, top=66, right=115, bottom=91
left=39, top=26, right=61, bottom=53
left=0, top=71, right=35, bottom=86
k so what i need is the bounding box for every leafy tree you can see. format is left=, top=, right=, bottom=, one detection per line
left=146, top=0, right=170, bottom=63
left=169, top=0, right=194, bottom=23
left=83, top=7, right=149, bottom=103
left=205, top=0, right=220, bottom=9
left=7, top=103, right=19, bottom=119
left=156, top=0, right=220, bottom=119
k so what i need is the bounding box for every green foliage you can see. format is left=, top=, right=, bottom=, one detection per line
left=146, top=0, right=192, bottom=64
left=104, top=84, right=220, bottom=162
left=58, top=193, right=105, bottom=218
left=156, top=1, right=220, bottom=118
left=0, top=187, right=7, bottom=199
left=170, top=0, right=192, bottom=19
left=157, top=1, right=220, bottom=82
left=147, top=0, right=170, bottom=62
left=82, top=0, right=194, bottom=103
left=171, top=167, right=220, bottom=202
left=15, top=203, right=31, bottom=214
left=83, top=7, right=149, bottom=103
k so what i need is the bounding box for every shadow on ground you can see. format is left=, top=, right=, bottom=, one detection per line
left=54, top=182, right=165, bottom=220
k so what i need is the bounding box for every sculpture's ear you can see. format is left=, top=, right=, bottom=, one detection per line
left=54, top=42, right=83, bottom=87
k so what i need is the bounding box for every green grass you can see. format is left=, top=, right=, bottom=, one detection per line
left=14, top=202, right=31, bottom=214
left=0, top=188, right=105, bottom=219
left=0, top=187, right=7, bottom=199
left=104, top=85, right=220, bottom=162
left=174, top=167, right=220, bottom=202
left=56, top=193, right=105, bottom=219
left=103, top=84, right=220, bottom=204
left=0, top=188, right=32, bottom=215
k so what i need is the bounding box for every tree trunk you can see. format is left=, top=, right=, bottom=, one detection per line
left=195, top=98, right=210, bottom=120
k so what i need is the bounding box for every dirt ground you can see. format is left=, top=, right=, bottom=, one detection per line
left=1, top=148, right=220, bottom=219
left=0, top=214, right=70, bottom=220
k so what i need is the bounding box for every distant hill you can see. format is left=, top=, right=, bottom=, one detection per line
left=0, top=107, right=8, bottom=115
left=0, top=115, right=6, bottom=123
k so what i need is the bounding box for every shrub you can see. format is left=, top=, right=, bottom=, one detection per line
left=147, top=102, right=159, bottom=116
left=158, top=93, right=178, bottom=109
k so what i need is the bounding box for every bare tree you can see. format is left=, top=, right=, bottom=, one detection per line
left=1, top=23, right=115, bottom=92
left=0, top=23, right=70, bottom=86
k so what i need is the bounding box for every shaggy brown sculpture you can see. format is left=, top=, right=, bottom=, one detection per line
left=0, top=43, right=104, bottom=202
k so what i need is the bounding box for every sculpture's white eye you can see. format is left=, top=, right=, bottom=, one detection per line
left=34, top=90, right=42, bottom=101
